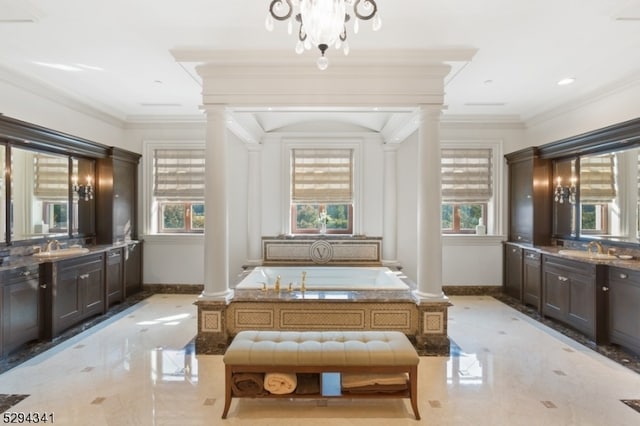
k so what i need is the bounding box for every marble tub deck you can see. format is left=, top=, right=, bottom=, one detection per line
left=0, top=293, right=639, bottom=424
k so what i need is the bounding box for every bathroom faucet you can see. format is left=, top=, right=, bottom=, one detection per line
left=46, top=239, right=61, bottom=252
left=274, top=275, right=281, bottom=292
left=587, top=241, right=604, bottom=255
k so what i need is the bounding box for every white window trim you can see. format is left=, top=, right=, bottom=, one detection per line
left=142, top=140, right=205, bottom=237
left=281, top=138, right=363, bottom=236
left=440, top=139, right=504, bottom=238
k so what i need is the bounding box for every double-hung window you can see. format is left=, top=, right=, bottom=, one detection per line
left=290, top=148, right=354, bottom=234
left=441, top=147, right=494, bottom=234
left=152, top=148, right=205, bottom=234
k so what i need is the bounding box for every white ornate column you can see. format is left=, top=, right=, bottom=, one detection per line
left=202, top=105, right=232, bottom=299
left=382, top=144, right=398, bottom=264
left=247, top=144, right=263, bottom=263
left=415, top=105, right=445, bottom=300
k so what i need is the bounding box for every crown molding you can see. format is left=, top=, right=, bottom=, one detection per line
left=0, top=65, right=125, bottom=127
left=524, top=72, right=640, bottom=128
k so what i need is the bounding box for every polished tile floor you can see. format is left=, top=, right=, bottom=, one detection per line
left=0, top=294, right=639, bottom=425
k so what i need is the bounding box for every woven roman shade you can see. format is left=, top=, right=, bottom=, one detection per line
left=34, top=153, right=69, bottom=199
left=291, top=148, right=354, bottom=204
left=441, top=148, right=493, bottom=202
left=153, top=149, right=205, bottom=199
left=580, top=154, right=616, bottom=202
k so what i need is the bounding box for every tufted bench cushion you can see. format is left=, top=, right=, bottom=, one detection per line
left=223, top=330, right=419, bottom=367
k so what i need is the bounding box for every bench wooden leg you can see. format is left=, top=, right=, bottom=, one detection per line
left=409, top=365, right=421, bottom=420
left=221, top=365, right=233, bottom=419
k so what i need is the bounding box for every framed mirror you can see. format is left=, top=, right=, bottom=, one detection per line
left=0, top=144, right=5, bottom=243
left=11, top=147, right=70, bottom=241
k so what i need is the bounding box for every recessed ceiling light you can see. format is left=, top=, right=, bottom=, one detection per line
left=557, top=77, right=576, bottom=86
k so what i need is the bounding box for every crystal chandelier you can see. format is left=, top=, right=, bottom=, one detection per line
left=265, top=0, right=381, bottom=70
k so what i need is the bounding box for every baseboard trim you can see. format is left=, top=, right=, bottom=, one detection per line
left=143, top=283, right=204, bottom=294
left=443, top=285, right=503, bottom=296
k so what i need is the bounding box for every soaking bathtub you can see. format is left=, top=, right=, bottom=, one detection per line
left=235, top=266, right=409, bottom=291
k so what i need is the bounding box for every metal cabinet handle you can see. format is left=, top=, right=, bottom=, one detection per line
left=558, top=276, right=569, bottom=282
left=20, top=271, right=31, bottom=277
left=619, top=273, right=628, bottom=279
left=40, top=284, right=47, bottom=289
left=517, top=235, right=522, bottom=240
left=602, top=286, right=609, bottom=292
left=512, top=248, right=517, bottom=253
left=79, top=273, right=90, bottom=279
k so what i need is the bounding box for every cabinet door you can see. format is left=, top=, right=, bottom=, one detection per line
left=125, top=242, right=143, bottom=297
left=81, top=258, right=105, bottom=318
left=542, top=267, right=568, bottom=321
left=2, top=267, right=40, bottom=355
left=509, top=161, right=533, bottom=244
left=608, top=268, right=640, bottom=354
left=113, top=159, right=136, bottom=241
left=566, top=271, right=596, bottom=335
left=55, top=267, right=84, bottom=333
left=523, top=250, right=541, bottom=310
left=504, top=244, right=523, bottom=300
left=106, top=248, right=124, bottom=307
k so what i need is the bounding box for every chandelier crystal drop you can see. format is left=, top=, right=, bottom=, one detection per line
left=266, top=0, right=381, bottom=70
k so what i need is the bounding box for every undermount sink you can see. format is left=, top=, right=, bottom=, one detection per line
left=33, top=247, right=90, bottom=258
left=557, top=249, right=617, bottom=260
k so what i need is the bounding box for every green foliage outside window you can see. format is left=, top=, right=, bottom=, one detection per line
left=295, top=204, right=349, bottom=230
left=191, top=204, right=205, bottom=229
left=163, top=204, right=185, bottom=230
left=442, top=204, right=483, bottom=231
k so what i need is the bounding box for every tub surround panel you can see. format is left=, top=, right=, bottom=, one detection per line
left=262, top=237, right=382, bottom=265
left=227, top=301, right=418, bottom=334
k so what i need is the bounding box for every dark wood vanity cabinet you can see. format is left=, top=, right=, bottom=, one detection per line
left=505, top=148, right=552, bottom=246
left=607, top=267, right=640, bottom=354
left=504, top=243, right=523, bottom=300
left=125, top=242, right=143, bottom=297
left=542, top=255, right=607, bottom=343
left=96, top=148, right=141, bottom=244
left=41, top=252, right=105, bottom=339
left=523, top=249, right=542, bottom=311
left=105, top=247, right=124, bottom=307
left=1, top=265, right=40, bottom=355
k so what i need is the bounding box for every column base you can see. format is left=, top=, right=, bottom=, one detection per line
left=414, top=298, right=452, bottom=356
left=194, top=299, right=229, bottom=355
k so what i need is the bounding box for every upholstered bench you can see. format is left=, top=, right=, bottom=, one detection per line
left=222, top=330, right=420, bottom=420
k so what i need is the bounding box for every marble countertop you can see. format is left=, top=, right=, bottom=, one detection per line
left=0, top=240, right=140, bottom=272
left=509, top=243, right=640, bottom=271
left=231, top=288, right=419, bottom=303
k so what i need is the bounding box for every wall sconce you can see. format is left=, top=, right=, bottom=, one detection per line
left=73, top=175, right=94, bottom=201
left=554, top=177, right=576, bottom=204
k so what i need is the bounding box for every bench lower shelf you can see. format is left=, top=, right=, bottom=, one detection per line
left=222, top=365, right=420, bottom=420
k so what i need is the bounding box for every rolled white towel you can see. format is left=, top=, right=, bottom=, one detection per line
left=264, top=372, right=297, bottom=395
